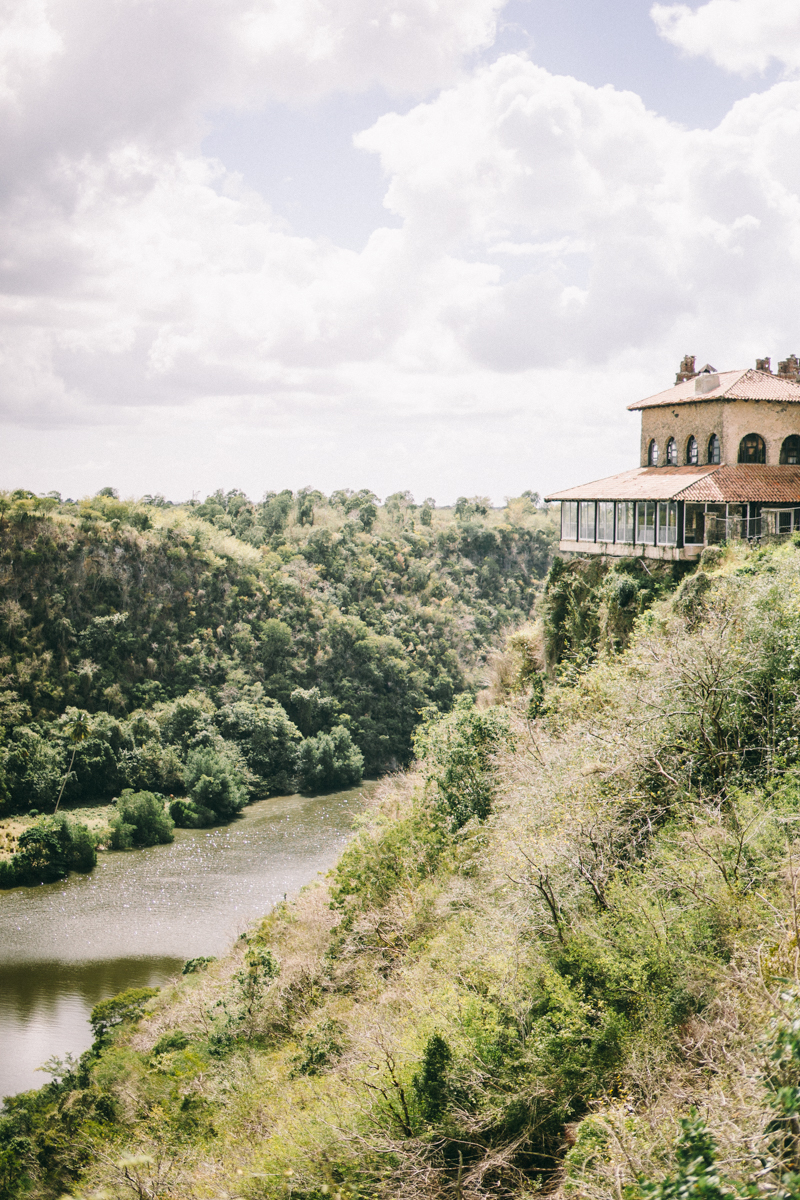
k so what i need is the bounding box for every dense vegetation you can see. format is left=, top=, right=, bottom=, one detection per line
left=7, top=538, right=800, bottom=1198
left=0, top=487, right=555, bottom=868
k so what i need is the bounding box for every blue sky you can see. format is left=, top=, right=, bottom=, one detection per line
left=1, top=0, right=799, bottom=503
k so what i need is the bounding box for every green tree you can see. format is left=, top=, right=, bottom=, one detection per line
left=215, top=700, right=301, bottom=798
left=174, top=746, right=247, bottom=826
left=54, top=711, right=91, bottom=813
left=108, top=790, right=174, bottom=849
left=413, top=696, right=512, bottom=830
left=296, top=726, right=364, bottom=794
left=9, top=815, right=96, bottom=886
left=89, top=987, right=159, bottom=1042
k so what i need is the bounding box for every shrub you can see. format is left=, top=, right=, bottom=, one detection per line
left=413, top=1033, right=453, bottom=1124
left=108, top=789, right=174, bottom=849
left=182, top=956, right=215, bottom=974
left=9, top=815, right=97, bottom=885
left=169, top=797, right=213, bottom=828
left=181, top=747, right=247, bottom=822
left=89, top=987, right=159, bottom=1042
left=215, top=700, right=301, bottom=799
left=413, top=696, right=512, bottom=830
left=295, top=726, right=364, bottom=794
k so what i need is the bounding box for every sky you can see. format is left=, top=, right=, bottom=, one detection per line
left=2, top=0, right=800, bottom=505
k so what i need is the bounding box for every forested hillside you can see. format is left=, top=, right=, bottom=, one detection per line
left=0, top=487, right=555, bottom=831
left=7, top=539, right=800, bottom=1199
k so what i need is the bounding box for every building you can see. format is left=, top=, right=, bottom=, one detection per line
left=545, top=356, right=800, bottom=560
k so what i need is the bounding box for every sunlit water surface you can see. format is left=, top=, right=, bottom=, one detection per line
left=0, top=786, right=369, bottom=1098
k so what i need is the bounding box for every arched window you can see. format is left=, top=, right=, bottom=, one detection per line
left=665, top=437, right=677, bottom=465
left=781, top=435, right=800, bottom=464
left=738, top=433, right=766, bottom=464
left=648, top=439, right=659, bottom=466
left=708, top=434, right=720, bottom=464
left=687, top=435, right=698, bottom=465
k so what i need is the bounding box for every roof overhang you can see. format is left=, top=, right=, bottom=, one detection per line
left=545, top=465, right=800, bottom=504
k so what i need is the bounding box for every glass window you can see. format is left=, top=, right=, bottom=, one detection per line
left=615, top=501, right=634, bottom=543
left=705, top=503, right=727, bottom=543
left=596, top=501, right=614, bottom=541
left=579, top=501, right=596, bottom=541
left=779, top=510, right=792, bottom=534
left=684, top=503, right=704, bottom=544
left=636, top=501, right=655, bottom=544
left=561, top=501, right=578, bottom=540
left=738, top=433, right=766, bottom=464
left=657, top=501, right=678, bottom=545
left=665, top=437, right=677, bottom=465
left=708, top=434, right=720, bottom=464
left=648, top=439, right=659, bottom=466
left=781, top=435, right=800, bottom=464
left=687, top=435, right=698, bottom=465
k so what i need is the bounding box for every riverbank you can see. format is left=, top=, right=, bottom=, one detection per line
left=0, top=803, right=113, bottom=861
left=0, top=784, right=370, bottom=1097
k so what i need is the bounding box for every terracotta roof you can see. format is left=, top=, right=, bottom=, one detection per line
left=546, top=465, right=800, bottom=504
left=546, top=466, right=719, bottom=502
left=628, top=368, right=800, bottom=410
left=679, top=465, right=800, bottom=503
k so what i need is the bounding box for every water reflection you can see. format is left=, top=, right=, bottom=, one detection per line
left=0, top=785, right=368, bottom=1098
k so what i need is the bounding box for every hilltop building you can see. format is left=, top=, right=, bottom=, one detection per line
left=545, top=355, right=800, bottom=560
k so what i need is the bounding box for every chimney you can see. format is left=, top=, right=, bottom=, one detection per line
left=778, top=354, right=800, bottom=382
left=675, top=354, right=696, bottom=384
left=756, top=357, right=771, bottom=373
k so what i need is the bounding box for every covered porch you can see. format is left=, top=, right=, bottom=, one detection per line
left=546, top=465, right=800, bottom=560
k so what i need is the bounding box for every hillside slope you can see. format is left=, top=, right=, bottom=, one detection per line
left=0, top=488, right=555, bottom=828
left=5, top=539, right=800, bottom=1198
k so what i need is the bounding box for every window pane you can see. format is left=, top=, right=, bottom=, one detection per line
left=657, top=501, right=678, bottom=545
left=615, top=502, right=633, bottom=543
left=636, top=501, right=655, bottom=543
left=684, top=503, right=704, bottom=543
left=705, top=503, right=727, bottom=543
left=579, top=501, right=596, bottom=541
left=597, top=501, right=614, bottom=541
left=561, top=501, right=577, bottom=540
left=687, top=436, right=698, bottom=465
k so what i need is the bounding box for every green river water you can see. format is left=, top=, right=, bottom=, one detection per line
left=0, top=785, right=369, bottom=1099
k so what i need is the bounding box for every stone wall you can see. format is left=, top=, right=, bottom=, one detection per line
left=639, top=399, right=800, bottom=466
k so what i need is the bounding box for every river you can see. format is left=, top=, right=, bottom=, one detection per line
left=0, top=785, right=369, bottom=1099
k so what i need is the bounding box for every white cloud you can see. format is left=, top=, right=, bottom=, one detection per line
left=5, top=1, right=800, bottom=499
left=651, top=0, right=800, bottom=75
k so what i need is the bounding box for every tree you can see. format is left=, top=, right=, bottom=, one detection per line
left=296, top=726, right=364, bottom=794
left=109, top=790, right=174, bottom=849
left=54, top=711, right=91, bottom=812
left=173, top=747, right=247, bottom=826
left=413, top=696, right=512, bottom=830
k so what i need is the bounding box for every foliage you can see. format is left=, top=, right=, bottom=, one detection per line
left=542, top=554, right=689, bottom=669
left=89, top=986, right=160, bottom=1042
left=414, top=695, right=513, bottom=829
left=295, top=726, right=364, bottom=794
left=108, top=789, right=174, bottom=849
left=412, top=1033, right=453, bottom=1124
left=0, top=815, right=96, bottom=887
left=0, top=488, right=557, bottom=820
left=178, top=746, right=247, bottom=825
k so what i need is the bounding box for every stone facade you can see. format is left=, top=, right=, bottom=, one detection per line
left=639, top=398, right=800, bottom=467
